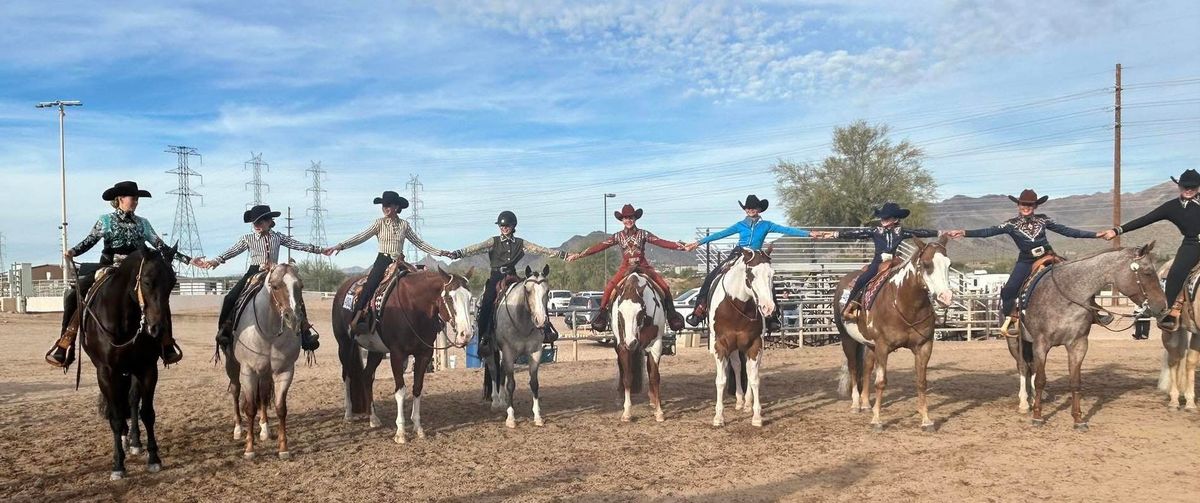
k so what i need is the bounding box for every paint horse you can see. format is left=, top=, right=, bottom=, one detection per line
left=1156, top=257, right=1200, bottom=411
left=613, top=271, right=668, bottom=422
left=835, top=236, right=954, bottom=432
left=333, top=268, right=474, bottom=443
left=708, top=249, right=776, bottom=427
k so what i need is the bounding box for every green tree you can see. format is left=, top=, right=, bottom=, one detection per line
left=296, top=258, right=346, bottom=292
left=773, top=120, right=936, bottom=227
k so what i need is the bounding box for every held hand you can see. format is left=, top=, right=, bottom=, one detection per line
left=190, top=257, right=206, bottom=267
left=63, top=250, right=74, bottom=260
left=1099, top=229, right=1117, bottom=241
left=566, top=253, right=580, bottom=262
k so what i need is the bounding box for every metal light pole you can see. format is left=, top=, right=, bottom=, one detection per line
left=603, top=193, right=616, bottom=280
left=36, top=100, right=83, bottom=277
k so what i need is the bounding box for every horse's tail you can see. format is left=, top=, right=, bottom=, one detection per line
left=332, top=278, right=372, bottom=415
left=724, top=352, right=748, bottom=395
left=628, top=346, right=645, bottom=395
left=838, top=343, right=865, bottom=397
left=258, top=374, right=275, bottom=409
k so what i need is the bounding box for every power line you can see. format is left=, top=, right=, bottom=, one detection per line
left=306, top=161, right=329, bottom=264
left=405, top=174, right=425, bottom=262
left=165, top=145, right=206, bottom=278
left=244, top=152, right=270, bottom=206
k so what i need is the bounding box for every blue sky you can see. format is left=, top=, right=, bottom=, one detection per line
left=1, top=0, right=1197, bottom=272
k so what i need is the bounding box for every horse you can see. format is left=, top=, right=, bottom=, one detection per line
left=708, top=249, right=776, bottom=428
left=79, top=246, right=178, bottom=480
left=332, top=268, right=473, bottom=443
left=613, top=271, right=667, bottom=422
left=219, top=263, right=306, bottom=460
left=834, top=236, right=953, bottom=432
left=1009, top=243, right=1165, bottom=429
left=1153, top=258, right=1199, bottom=410
left=486, top=264, right=553, bottom=428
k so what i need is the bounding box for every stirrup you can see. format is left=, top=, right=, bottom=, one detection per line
left=841, top=302, right=861, bottom=322
left=1000, top=316, right=1020, bottom=338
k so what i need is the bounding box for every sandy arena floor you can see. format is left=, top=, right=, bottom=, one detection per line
left=0, top=307, right=1197, bottom=502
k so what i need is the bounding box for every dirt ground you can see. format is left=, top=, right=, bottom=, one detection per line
left=1, top=306, right=1197, bottom=502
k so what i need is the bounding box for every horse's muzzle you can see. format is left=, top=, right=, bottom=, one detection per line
left=935, top=291, right=954, bottom=307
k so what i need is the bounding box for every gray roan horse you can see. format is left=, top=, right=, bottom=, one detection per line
left=1008, top=243, right=1166, bottom=429
left=835, top=236, right=954, bottom=432
left=221, top=263, right=306, bottom=459
left=1155, top=257, right=1200, bottom=411
left=484, top=264, right=553, bottom=428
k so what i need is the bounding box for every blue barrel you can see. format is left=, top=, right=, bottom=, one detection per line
left=465, top=336, right=482, bottom=368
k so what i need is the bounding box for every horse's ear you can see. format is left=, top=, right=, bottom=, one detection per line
left=436, top=266, right=451, bottom=281
left=911, top=238, right=927, bottom=248
left=1138, top=240, right=1156, bottom=257
left=288, top=257, right=297, bottom=265
left=938, top=234, right=949, bottom=246
left=465, top=266, right=475, bottom=280
left=542, top=264, right=550, bottom=277
left=524, top=265, right=533, bottom=277
left=765, top=244, right=774, bottom=256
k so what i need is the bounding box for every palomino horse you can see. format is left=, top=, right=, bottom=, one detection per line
left=708, top=249, right=776, bottom=428
left=1153, top=258, right=1199, bottom=410
left=80, top=246, right=179, bottom=480
left=485, top=264, right=553, bottom=428
left=221, top=263, right=306, bottom=460
left=835, top=236, right=953, bottom=432
left=1010, top=243, right=1165, bottom=429
left=613, top=271, right=667, bottom=422
left=332, top=268, right=473, bottom=443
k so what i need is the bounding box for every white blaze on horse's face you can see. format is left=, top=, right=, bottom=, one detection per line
left=271, top=265, right=302, bottom=331
left=736, top=251, right=776, bottom=317
left=923, top=249, right=954, bottom=307
left=447, top=280, right=474, bottom=346
left=526, top=275, right=550, bottom=329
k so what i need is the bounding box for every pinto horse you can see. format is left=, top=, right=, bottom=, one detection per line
left=80, top=246, right=179, bottom=480
left=1156, top=257, right=1200, bottom=411
left=1012, top=244, right=1165, bottom=429
left=221, top=263, right=306, bottom=460
left=332, top=268, right=474, bottom=443
left=708, top=249, right=776, bottom=428
left=835, top=236, right=953, bottom=432
left=613, top=271, right=667, bottom=422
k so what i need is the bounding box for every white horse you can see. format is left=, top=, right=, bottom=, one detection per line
left=708, top=250, right=777, bottom=428
left=613, top=272, right=666, bottom=422
left=487, top=265, right=552, bottom=428
left=1157, top=258, right=1200, bottom=410
left=225, top=264, right=304, bottom=460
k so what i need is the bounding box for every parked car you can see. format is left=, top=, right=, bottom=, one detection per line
left=674, top=287, right=704, bottom=329
left=567, top=295, right=602, bottom=329
left=578, top=290, right=603, bottom=298
left=547, top=289, right=572, bottom=316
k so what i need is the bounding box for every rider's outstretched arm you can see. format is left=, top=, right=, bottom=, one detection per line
left=833, top=228, right=872, bottom=240
left=139, top=219, right=190, bottom=263
left=69, top=219, right=104, bottom=257
left=332, top=220, right=381, bottom=251
left=901, top=228, right=940, bottom=239
left=646, top=232, right=688, bottom=251
left=963, top=225, right=1008, bottom=239
left=211, top=238, right=249, bottom=266
left=522, top=241, right=567, bottom=259
left=403, top=221, right=449, bottom=256
left=1045, top=218, right=1100, bottom=239
left=574, top=235, right=616, bottom=259
left=281, top=235, right=324, bottom=255
left=1113, top=200, right=1170, bottom=236
left=767, top=222, right=811, bottom=238
left=697, top=222, right=741, bottom=245
left=454, top=239, right=493, bottom=259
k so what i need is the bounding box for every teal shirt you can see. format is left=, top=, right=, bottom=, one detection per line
left=71, top=210, right=166, bottom=256
left=697, top=217, right=811, bottom=250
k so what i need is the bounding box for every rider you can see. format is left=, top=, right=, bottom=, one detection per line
left=1101, top=169, right=1200, bottom=331
left=566, top=204, right=689, bottom=332
left=684, top=195, right=825, bottom=332
left=837, top=202, right=942, bottom=322
left=950, top=189, right=1102, bottom=335
left=450, top=211, right=565, bottom=344
left=46, top=181, right=193, bottom=368
left=203, top=205, right=328, bottom=351
left=326, top=191, right=453, bottom=336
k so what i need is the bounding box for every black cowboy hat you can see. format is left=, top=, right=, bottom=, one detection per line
left=495, top=210, right=518, bottom=227
left=1007, top=189, right=1049, bottom=206
left=738, top=194, right=769, bottom=211
left=243, top=204, right=282, bottom=224
left=613, top=204, right=643, bottom=221
left=102, top=181, right=152, bottom=201
left=873, top=202, right=911, bottom=220
left=1172, top=169, right=1200, bottom=188
left=373, top=190, right=410, bottom=208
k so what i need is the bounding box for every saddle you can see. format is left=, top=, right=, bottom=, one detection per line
left=862, top=256, right=905, bottom=310
left=342, top=261, right=416, bottom=321
left=492, top=273, right=522, bottom=310
left=231, top=269, right=270, bottom=328
left=1016, top=254, right=1065, bottom=314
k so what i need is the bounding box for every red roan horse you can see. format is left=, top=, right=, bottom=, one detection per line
left=332, top=268, right=473, bottom=443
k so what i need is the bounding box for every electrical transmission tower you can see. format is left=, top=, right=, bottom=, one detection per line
left=244, top=152, right=270, bottom=206
left=405, top=174, right=426, bottom=262
left=165, top=145, right=206, bottom=278
left=306, top=161, right=329, bottom=263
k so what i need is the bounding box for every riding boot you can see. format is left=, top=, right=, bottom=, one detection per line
left=1000, top=315, right=1020, bottom=338
left=160, top=331, right=183, bottom=365
left=591, top=308, right=610, bottom=332
left=1159, top=299, right=1185, bottom=332
left=215, top=319, right=235, bottom=347
left=45, top=311, right=82, bottom=368
left=765, top=311, right=782, bottom=333
left=841, top=301, right=861, bottom=322
left=1094, top=311, right=1115, bottom=326
left=541, top=323, right=559, bottom=344
left=300, top=324, right=320, bottom=351
left=685, top=303, right=707, bottom=327
left=349, top=308, right=371, bottom=336
left=663, top=302, right=685, bottom=332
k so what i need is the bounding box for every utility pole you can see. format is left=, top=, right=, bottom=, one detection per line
left=405, top=174, right=425, bottom=262
left=244, top=152, right=270, bottom=206
left=285, top=207, right=294, bottom=262
left=306, top=161, right=329, bottom=262
left=35, top=100, right=82, bottom=276
left=603, top=193, right=616, bottom=280
left=1113, top=63, right=1122, bottom=249
left=165, top=145, right=205, bottom=277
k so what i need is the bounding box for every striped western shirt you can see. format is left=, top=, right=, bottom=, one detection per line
left=214, top=231, right=322, bottom=266
left=334, top=217, right=443, bottom=258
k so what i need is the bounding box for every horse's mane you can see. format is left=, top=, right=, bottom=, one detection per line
left=1066, top=247, right=1126, bottom=263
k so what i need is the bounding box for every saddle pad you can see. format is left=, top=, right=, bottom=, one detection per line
left=863, top=260, right=906, bottom=310
left=231, top=270, right=269, bottom=328
left=1188, top=270, right=1200, bottom=302
left=1018, top=265, right=1055, bottom=312
left=343, top=262, right=411, bottom=324
left=80, top=266, right=116, bottom=311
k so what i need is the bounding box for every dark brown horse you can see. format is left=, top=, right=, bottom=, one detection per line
left=332, top=268, right=473, bottom=443
left=613, top=271, right=667, bottom=422
left=708, top=249, right=776, bottom=427
left=80, top=246, right=178, bottom=480
left=835, top=236, right=953, bottom=432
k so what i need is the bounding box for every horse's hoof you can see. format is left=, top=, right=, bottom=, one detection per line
left=128, top=446, right=143, bottom=456
left=394, top=433, right=407, bottom=444
left=505, top=419, right=517, bottom=429
left=233, top=426, right=244, bottom=440
left=1018, top=407, right=1030, bottom=415
left=712, top=418, right=724, bottom=427
left=278, top=451, right=292, bottom=460
left=1031, top=418, right=1046, bottom=427
left=1167, top=404, right=1180, bottom=412
left=243, top=452, right=255, bottom=460
left=655, top=412, right=665, bottom=423
left=534, top=418, right=545, bottom=427
left=1074, top=423, right=1089, bottom=432
left=751, top=417, right=763, bottom=428
left=258, top=430, right=269, bottom=441
left=1186, top=404, right=1198, bottom=412
left=850, top=407, right=862, bottom=414
left=620, top=415, right=631, bottom=423
left=110, top=471, right=125, bottom=481
left=870, top=423, right=884, bottom=433
left=491, top=402, right=504, bottom=411
left=922, top=423, right=937, bottom=433
left=416, top=429, right=427, bottom=439
left=369, top=416, right=382, bottom=429
left=735, top=403, right=744, bottom=411
left=146, top=463, right=162, bottom=473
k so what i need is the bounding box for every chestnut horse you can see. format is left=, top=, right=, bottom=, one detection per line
left=1157, top=257, right=1200, bottom=411
left=835, top=236, right=953, bottom=432
left=332, top=268, right=474, bottom=443
left=708, top=249, right=776, bottom=427
left=613, top=271, right=667, bottom=422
